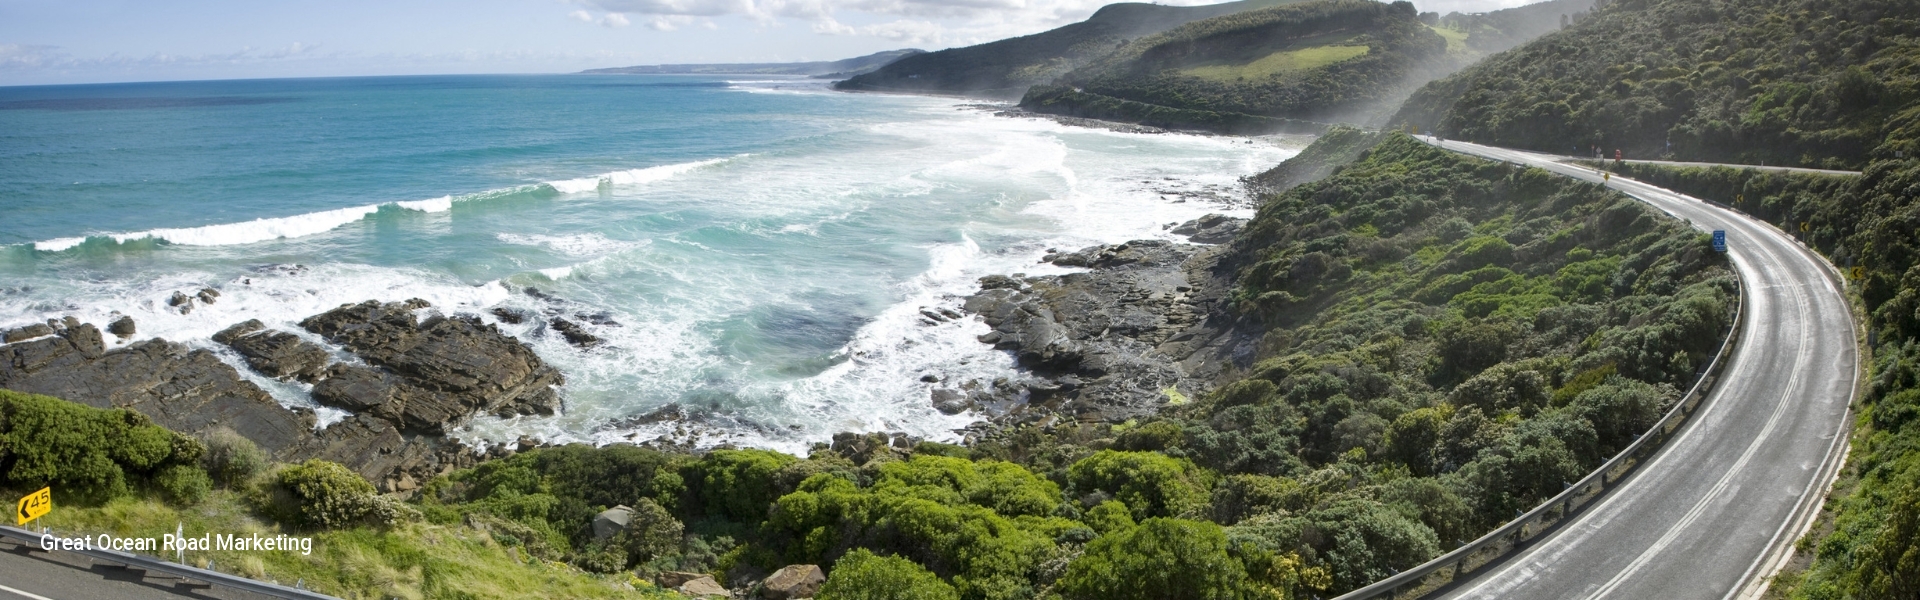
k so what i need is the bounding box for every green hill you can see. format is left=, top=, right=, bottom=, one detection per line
left=832, top=0, right=1302, bottom=98
left=1019, top=0, right=1443, bottom=131
left=1386, top=0, right=1920, bottom=595
left=1013, top=0, right=1595, bottom=133
left=1391, top=0, right=1917, bottom=169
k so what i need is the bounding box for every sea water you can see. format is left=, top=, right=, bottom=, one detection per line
left=0, top=75, right=1295, bottom=453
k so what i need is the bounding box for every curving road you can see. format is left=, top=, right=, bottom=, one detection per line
left=1419, top=138, right=1858, bottom=600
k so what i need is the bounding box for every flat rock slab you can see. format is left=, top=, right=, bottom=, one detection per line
left=213, top=319, right=332, bottom=382
left=301, top=300, right=563, bottom=423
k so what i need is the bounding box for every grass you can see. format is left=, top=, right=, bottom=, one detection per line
left=1427, top=24, right=1469, bottom=55
left=1180, top=44, right=1370, bottom=82
left=29, top=490, right=680, bottom=600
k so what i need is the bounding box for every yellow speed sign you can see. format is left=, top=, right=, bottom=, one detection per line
left=17, top=487, right=50, bottom=526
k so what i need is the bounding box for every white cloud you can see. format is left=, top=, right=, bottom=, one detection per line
left=564, top=0, right=1567, bottom=45
left=572, top=9, right=635, bottom=27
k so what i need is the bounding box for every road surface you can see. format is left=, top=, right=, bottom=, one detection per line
left=0, top=535, right=267, bottom=599
left=1423, top=137, right=1858, bottom=600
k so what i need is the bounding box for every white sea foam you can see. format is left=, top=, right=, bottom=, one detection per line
left=496, top=232, right=644, bottom=257
left=111, top=204, right=385, bottom=247
left=543, top=156, right=740, bottom=195
left=34, top=237, right=86, bottom=252
left=395, top=195, right=454, bottom=213
left=24, top=157, right=736, bottom=252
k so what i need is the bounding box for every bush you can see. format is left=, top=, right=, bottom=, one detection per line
left=1068, top=451, right=1211, bottom=521
left=272, top=459, right=387, bottom=529
left=0, top=390, right=200, bottom=503
left=202, top=427, right=268, bottom=487
left=154, top=464, right=211, bottom=506
left=817, top=549, right=961, bottom=600
left=687, top=448, right=798, bottom=521
left=1055, top=518, right=1247, bottom=600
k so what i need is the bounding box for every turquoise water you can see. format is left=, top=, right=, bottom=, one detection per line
left=0, top=75, right=1293, bottom=451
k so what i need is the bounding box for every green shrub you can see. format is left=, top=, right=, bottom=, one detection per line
left=0, top=390, right=200, bottom=503
left=1226, top=498, right=1439, bottom=592
left=818, top=549, right=960, bottom=600
left=1056, top=519, right=1247, bottom=600
left=201, top=427, right=268, bottom=487
left=1084, top=500, right=1136, bottom=534
left=1068, top=451, right=1211, bottom=521
left=687, top=449, right=798, bottom=521
left=271, top=459, right=386, bottom=529
left=154, top=464, right=211, bottom=506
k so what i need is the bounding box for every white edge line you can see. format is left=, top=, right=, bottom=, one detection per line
left=0, top=583, right=56, bottom=600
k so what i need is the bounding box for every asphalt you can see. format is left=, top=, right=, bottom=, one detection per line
left=0, top=535, right=267, bottom=599
left=1422, top=138, right=1858, bottom=600
left=1553, top=156, right=1862, bottom=177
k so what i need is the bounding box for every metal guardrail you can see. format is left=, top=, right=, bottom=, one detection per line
left=0, top=524, right=337, bottom=599
left=1333, top=278, right=1746, bottom=600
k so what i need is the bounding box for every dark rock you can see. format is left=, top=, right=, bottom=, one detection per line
left=977, top=274, right=1023, bottom=290
left=107, top=316, right=137, bottom=337
left=548, top=317, right=601, bottom=348
left=312, top=365, right=401, bottom=419
left=2, top=317, right=477, bottom=489
left=197, top=288, right=221, bottom=304
left=4, top=323, right=56, bottom=344
left=213, top=320, right=332, bottom=382
left=577, top=312, right=622, bottom=327
left=300, top=299, right=564, bottom=424
left=490, top=307, right=531, bottom=324
left=931, top=388, right=970, bottom=415
left=1171, top=214, right=1247, bottom=244
left=961, top=240, right=1244, bottom=423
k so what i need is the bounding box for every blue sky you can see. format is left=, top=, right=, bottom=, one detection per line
left=0, top=0, right=1540, bottom=86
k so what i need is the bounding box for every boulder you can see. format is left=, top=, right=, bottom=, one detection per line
left=760, top=564, right=825, bottom=599
left=1170, top=214, right=1246, bottom=244
left=107, top=316, right=137, bottom=337
left=678, top=576, right=729, bottom=598
left=548, top=317, right=601, bottom=348
left=197, top=288, right=221, bottom=304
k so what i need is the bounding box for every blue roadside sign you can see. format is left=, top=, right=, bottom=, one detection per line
left=1712, top=230, right=1727, bottom=252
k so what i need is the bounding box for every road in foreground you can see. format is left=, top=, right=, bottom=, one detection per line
left=0, top=536, right=267, bottom=599
left=1423, top=138, right=1858, bottom=600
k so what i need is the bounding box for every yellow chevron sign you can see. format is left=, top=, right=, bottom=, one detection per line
left=17, top=487, right=50, bottom=526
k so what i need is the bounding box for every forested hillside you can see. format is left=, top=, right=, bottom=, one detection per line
left=833, top=0, right=1301, bottom=98
left=1388, top=0, right=1920, bottom=595
left=1393, top=0, right=1919, bottom=169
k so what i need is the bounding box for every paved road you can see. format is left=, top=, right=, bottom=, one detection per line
left=1421, top=138, right=1858, bottom=600
left=1586, top=157, right=1860, bottom=177
left=0, top=536, right=263, bottom=599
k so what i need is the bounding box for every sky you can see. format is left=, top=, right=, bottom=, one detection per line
left=0, top=0, right=1544, bottom=86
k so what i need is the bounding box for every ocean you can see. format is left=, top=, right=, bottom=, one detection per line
left=0, top=74, right=1295, bottom=453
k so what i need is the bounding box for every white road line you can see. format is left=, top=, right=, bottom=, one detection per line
left=1581, top=243, right=1814, bottom=600
left=0, top=583, right=55, bottom=600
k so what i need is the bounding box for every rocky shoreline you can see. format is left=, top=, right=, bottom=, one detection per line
left=0, top=212, right=1256, bottom=488
left=0, top=297, right=572, bottom=493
